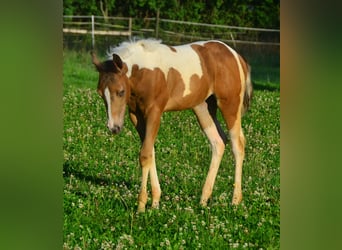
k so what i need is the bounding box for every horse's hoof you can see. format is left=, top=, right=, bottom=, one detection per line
left=200, top=199, right=208, bottom=207
left=137, top=203, right=146, bottom=213
left=151, top=202, right=160, bottom=209
left=232, top=195, right=242, bottom=205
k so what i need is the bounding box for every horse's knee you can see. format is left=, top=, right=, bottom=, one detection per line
left=139, top=151, right=152, bottom=167
left=209, top=138, right=225, bottom=159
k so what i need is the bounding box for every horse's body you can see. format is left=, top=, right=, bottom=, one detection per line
left=92, top=39, right=252, bottom=212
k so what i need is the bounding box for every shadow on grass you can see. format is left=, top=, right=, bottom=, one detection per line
left=63, top=161, right=133, bottom=188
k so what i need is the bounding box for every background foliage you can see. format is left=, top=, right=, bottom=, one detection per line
left=63, top=0, right=280, bottom=28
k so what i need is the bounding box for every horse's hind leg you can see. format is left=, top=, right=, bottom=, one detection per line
left=193, top=102, right=225, bottom=206
left=217, top=98, right=245, bottom=205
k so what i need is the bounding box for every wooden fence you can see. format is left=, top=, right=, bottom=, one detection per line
left=63, top=15, right=279, bottom=49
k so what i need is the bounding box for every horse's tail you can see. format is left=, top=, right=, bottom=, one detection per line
left=242, top=63, right=253, bottom=115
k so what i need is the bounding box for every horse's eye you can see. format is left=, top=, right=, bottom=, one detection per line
left=117, top=90, right=125, bottom=97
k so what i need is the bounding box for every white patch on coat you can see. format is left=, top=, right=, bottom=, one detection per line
left=108, top=40, right=204, bottom=97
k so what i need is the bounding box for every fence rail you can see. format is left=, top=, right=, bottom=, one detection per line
left=63, top=15, right=133, bottom=48
left=63, top=15, right=279, bottom=50
left=63, top=28, right=131, bottom=36
left=159, top=18, right=280, bottom=32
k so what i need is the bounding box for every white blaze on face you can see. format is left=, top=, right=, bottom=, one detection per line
left=104, top=87, right=114, bottom=129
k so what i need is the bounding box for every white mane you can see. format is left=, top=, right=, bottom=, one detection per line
left=107, top=39, right=163, bottom=60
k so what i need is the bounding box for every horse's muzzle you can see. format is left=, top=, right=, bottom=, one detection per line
left=109, top=125, right=122, bottom=134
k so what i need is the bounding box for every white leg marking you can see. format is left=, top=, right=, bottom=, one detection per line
left=229, top=121, right=245, bottom=205
left=138, top=164, right=149, bottom=213
left=193, top=102, right=225, bottom=206
left=104, top=87, right=114, bottom=129
left=200, top=124, right=225, bottom=206
left=149, top=147, right=161, bottom=208
left=138, top=148, right=161, bottom=212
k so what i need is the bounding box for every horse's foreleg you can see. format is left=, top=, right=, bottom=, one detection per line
left=193, top=102, right=225, bottom=207
left=137, top=109, right=162, bottom=212
left=139, top=147, right=161, bottom=211
left=137, top=153, right=149, bottom=212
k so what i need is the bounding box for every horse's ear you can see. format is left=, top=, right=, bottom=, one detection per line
left=91, top=51, right=102, bottom=71
left=121, top=63, right=128, bottom=74
left=112, top=54, right=123, bottom=72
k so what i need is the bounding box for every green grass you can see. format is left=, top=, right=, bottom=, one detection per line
left=63, top=50, right=280, bottom=249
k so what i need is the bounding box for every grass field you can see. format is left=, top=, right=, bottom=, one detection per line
left=63, top=49, right=280, bottom=249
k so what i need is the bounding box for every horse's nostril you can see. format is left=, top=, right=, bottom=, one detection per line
left=110, top=125, right=121, bottom=134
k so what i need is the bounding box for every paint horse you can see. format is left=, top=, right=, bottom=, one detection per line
left=91, top=39, right=253, bottom=212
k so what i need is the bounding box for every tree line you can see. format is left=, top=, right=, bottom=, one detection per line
left=63, top=0, right=280, bottom=29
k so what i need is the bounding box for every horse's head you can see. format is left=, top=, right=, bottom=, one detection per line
left=92, top=52, right=130, bottom=134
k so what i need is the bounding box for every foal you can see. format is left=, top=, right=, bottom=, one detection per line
left=92, top=39, right=252, bottom=212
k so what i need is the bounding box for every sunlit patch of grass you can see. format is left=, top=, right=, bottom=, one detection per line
left=63, top=49, right=280, bottom=249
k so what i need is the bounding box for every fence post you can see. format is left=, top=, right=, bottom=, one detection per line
left=128, top=17, right=132, bottom=40
left=230, top=32, right=236, bottom=48
left=91, top=15, right=95, bottom=49
left=156, top=9, right=160, bottom=39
